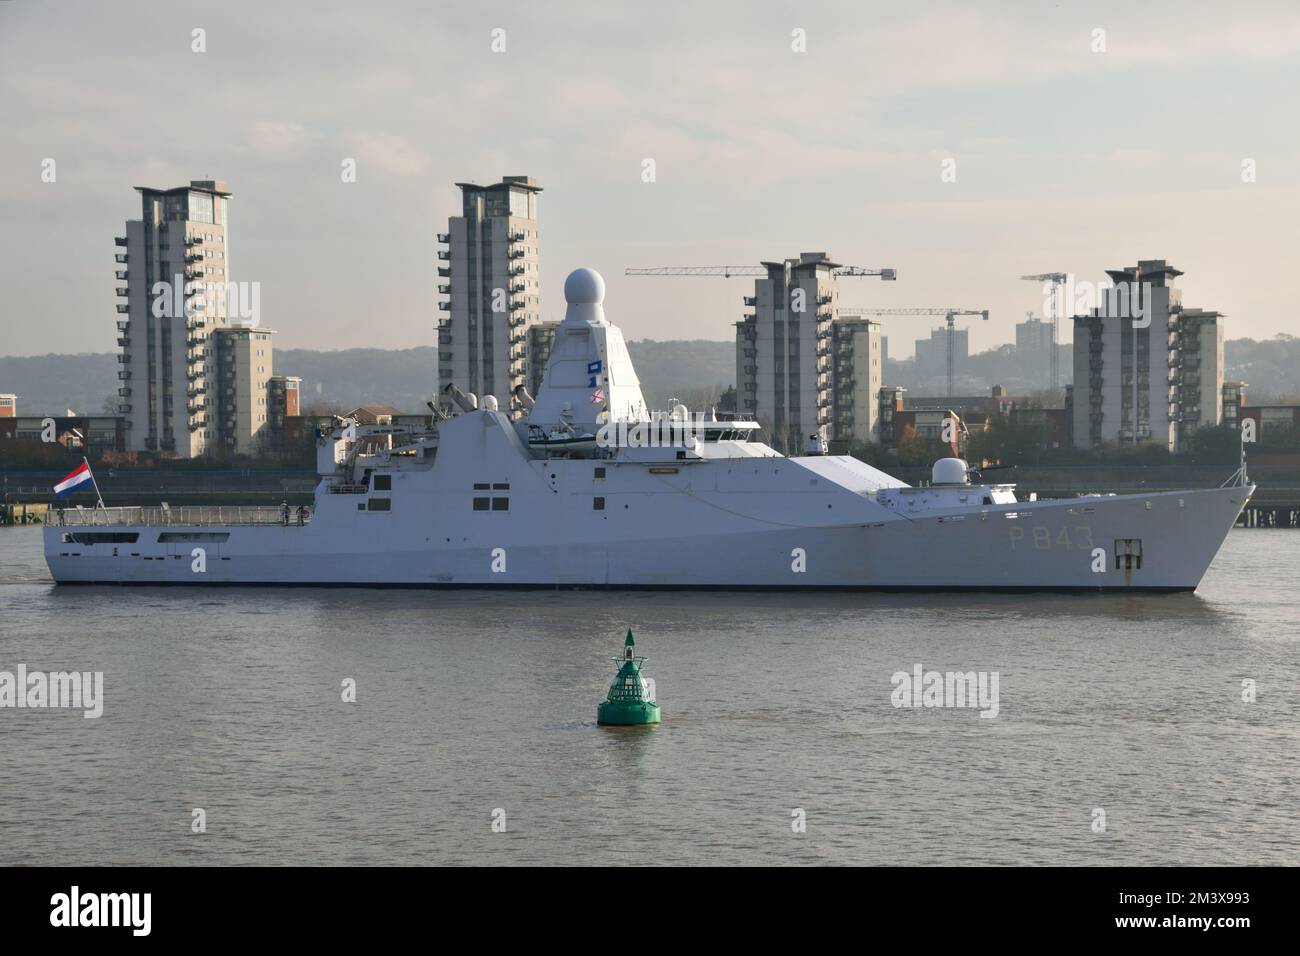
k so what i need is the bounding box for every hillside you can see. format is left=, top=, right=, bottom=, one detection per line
left=0, top=340, right=736, bottom=416
left=4, top=334, right=1297, bottom=415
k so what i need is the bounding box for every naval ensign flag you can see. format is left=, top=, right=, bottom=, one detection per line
left=53, top=458, right=104, bottom=506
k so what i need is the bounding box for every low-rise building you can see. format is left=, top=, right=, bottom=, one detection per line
left=0, top=414, right=127, bottom=453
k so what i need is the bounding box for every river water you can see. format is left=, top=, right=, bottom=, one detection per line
left=0, top=527, right=1295, bottom=865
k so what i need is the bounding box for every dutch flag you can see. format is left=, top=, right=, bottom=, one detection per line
left=53, top=460, right=95, bottom=497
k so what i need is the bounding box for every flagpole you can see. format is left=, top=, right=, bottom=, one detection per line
left=84, top=457, right=106, bottom=510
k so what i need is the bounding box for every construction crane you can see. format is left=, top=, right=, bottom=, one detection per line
left=626, top=265, right=897, bottom=280
left=1020, top=273, right=1068, bottom=395
left=841, top=307, right=989, bottom=397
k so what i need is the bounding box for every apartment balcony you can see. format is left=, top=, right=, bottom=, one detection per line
left=509, top=331, right=527, bottom=345
left=817, top=294, right=833, bottom=305
left=438, top=331, right=452, bottom=345
left=507, top=300, right=526, bottom=311
left=118, top=387, right=131, bottom=397
left=117, top=336, right=130, bottom=348
left=118, top=370, right=132, bottom=380
left=816, top=327, right=833, bottom=341
left=115, top=254, right=128, bottom=264
left=117, top=353, right=130, bottom=364
left=437, top=251, right=450, bottom=260
left=187, top=403, right=206, bottom=415
left=816, top=310, right=833, bottom=321
left=187, top=387, right=206, bottom=398
left=509, top=231, right=526, bottom=242
left=508, top=249, right=526, bottom=259
left=118, top=404, right=132, bottom=414
left=436, top=233, right=450, bottom=243
left=185, top=268, right=203, bottom=280
left=437, top=267, right=451, bottom=278
left=743, top=297, right=756, bottom=306
left=508, top=314, right=528, bottom=330
left=116, top=287, right=129, bottom=297
left=510, top=283, right=526, bottom=293
left=114, top=236, right=127, bottom=247
left=115, top=270, right=128, bottom=280
left=742, top=312, right=756, bottom=322
left=1089, top=360, right=1103, bottom=373
left=509, top=265, right=525, bottom=276
left=185, top=236, right=203, bottom=246
left=438, top=301, right=451, bottom=311
left=438, top=284, right=451, bottom=294
left=186, top=252, right=204, bottom=263
left=187, top=335, right=206, bottom=347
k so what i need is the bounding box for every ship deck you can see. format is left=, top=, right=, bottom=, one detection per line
left=50, top=505, right=311, bottom=527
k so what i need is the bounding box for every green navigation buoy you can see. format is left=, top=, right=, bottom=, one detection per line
left=597, top=629, right=661, bottom=726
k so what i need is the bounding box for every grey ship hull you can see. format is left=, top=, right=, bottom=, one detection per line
left=44, top=478, right=1250, bottom=591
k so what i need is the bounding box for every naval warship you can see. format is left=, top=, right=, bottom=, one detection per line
left=45, top=268, right=1252, bottom=590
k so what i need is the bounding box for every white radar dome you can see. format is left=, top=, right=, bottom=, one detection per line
left=564, top=268, right=605, bottom=305
left=932, top=458, right=969, bottom=485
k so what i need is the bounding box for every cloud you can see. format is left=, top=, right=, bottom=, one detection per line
left=247, top=121, right=321, bottom=161
left=348, top=131, right=431, bottom=180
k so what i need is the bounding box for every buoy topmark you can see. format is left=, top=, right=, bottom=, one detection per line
left=597, top=629, right=660, bottom=726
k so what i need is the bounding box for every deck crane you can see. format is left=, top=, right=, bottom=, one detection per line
left=625, top=265, right=896, bottom=280
left=1020, top=272, right=1068, bottom=394
left=840, top=307, right=989, bottom=397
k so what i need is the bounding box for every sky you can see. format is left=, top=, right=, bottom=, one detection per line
left=2, top=0, right=1299, bottom=359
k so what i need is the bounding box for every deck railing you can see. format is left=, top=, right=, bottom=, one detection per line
left=52, top=505, right=311, bottom=527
